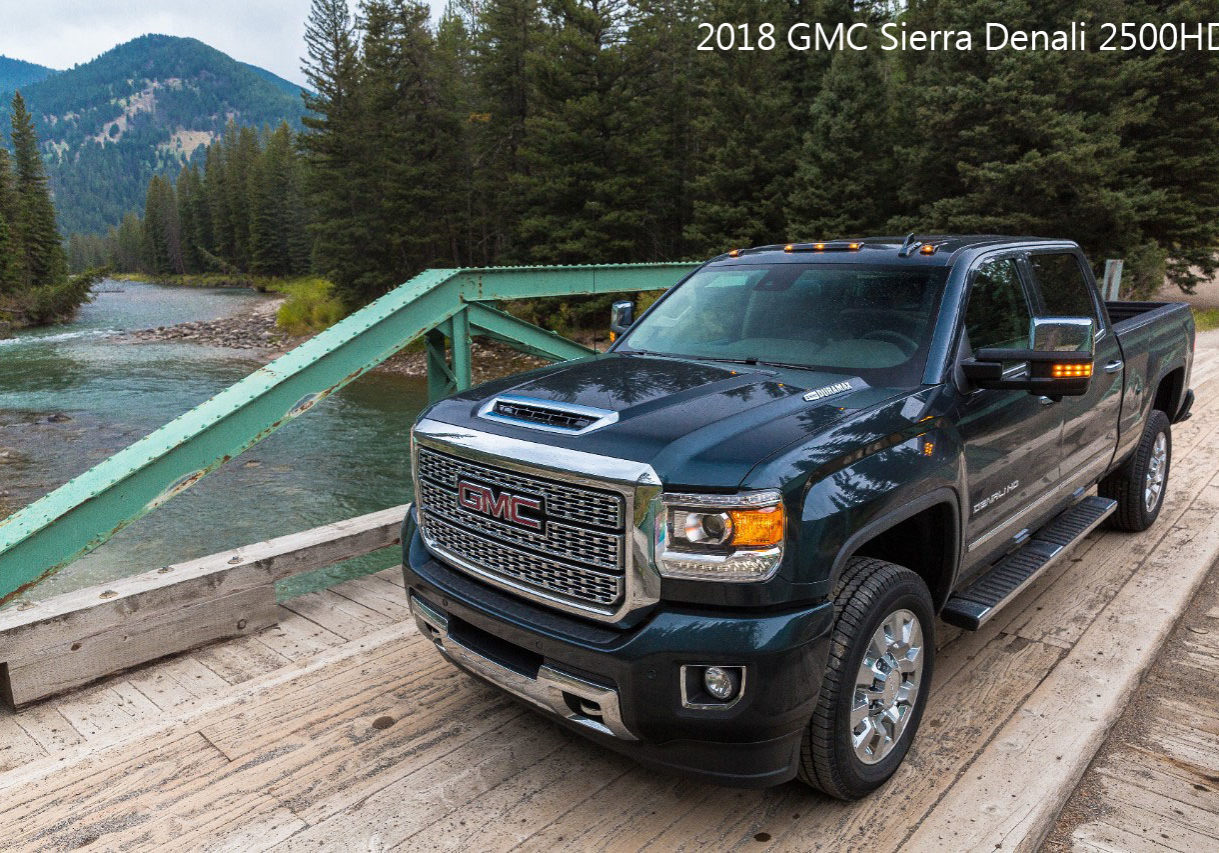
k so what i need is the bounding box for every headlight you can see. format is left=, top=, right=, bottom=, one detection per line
left=657, top=490, right=785, bottom=582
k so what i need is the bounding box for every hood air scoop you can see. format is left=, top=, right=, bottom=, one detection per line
left=478, top=394, right=620, bottom=435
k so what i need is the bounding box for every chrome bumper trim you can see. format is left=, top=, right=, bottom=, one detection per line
left=409, top=593, right=637, bottom=741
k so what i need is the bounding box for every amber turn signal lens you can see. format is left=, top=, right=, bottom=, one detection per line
left=1050, top=362, right=1092, bottom=378
left=728, top=504, right=785, bottom=547
left=919, top=243, right=936, bottom=254
left=728, top=248, right=740, bottom=258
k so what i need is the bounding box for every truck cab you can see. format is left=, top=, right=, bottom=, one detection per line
left=402, top=235, right=1195, bottom=798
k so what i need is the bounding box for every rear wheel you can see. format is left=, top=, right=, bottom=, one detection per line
left=798, top=557, right=935, bottom=800
left=1100, top=409, right=1171, bottom=532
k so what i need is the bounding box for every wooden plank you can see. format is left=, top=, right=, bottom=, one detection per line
left=0, top=504, right=406, bottom=707
left=191, top=630, right=293, bottom=686
left=1091, top=772, right=1219, bottom=844
left=54, top=680, right=162, bottom=741
left=0, top=712, right=47, bottom=773
left=252, top=608, right=346, bottom=661
left=280, top=587, right=395, bottom=641
left=277, top=715, right=573, bottom=850
left=906, top=474, right=1219, bottom=852
left=9, top=701, right=84, bottom=752
left=125, top=655, right=233, bottom=712
left=0, top=732, right=230, bottom=850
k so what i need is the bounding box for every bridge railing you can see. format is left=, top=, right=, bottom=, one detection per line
left=0, top=263, right=698, bottom=605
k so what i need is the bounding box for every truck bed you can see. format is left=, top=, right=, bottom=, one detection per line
left=1105, top=299, right=1192, bottom=331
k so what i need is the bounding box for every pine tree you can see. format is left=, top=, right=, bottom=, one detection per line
left=470, top=0, right=541, bottom=261
left=141, top=175, right=179, bottom=274
left=250, top=123, right=296, bottom=276
left=513, top=0, right=638, bottom=264
left=204, top=142, right=234, bottom=265
left=892, top=0, right=1138, bottom=261
left=682, top=0, right=802, bottom=255
left=176, top=164, right=204, bottom=273
left=0, top=146, right=20, bottom=294
left=1117, top=0, right=1219, bottom=295
left=786, top=22, right=898, bottom=240
left=9, top=92, right=67, bottom=288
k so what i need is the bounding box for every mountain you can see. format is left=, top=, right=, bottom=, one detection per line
left=0, top=55, right=57, bottom=92
left=5, top=35, right=306, bottom=236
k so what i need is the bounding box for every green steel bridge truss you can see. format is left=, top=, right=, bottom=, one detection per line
left=0, top=263, right=699, bottom=604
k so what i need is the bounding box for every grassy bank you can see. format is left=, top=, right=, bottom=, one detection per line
left=113, top=272, right=346, bottom=335
left=1193, top=308, right=1219, bottom=333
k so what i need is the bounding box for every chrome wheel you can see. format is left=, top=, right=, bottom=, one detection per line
left=1144, top=432, right=1167, bottom=512
left=851, top=608, right=925, bottom=765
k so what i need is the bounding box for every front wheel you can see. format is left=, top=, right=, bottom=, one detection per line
left=798, top=557, right=935, bottom=799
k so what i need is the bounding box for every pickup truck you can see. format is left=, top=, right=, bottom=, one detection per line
left=402, top=235, right=1195, bottom=799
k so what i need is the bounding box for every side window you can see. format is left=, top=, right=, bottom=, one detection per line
left=964, top=258, right=1032, bottom=352
left=1030, top=252, right=1096, bottom=318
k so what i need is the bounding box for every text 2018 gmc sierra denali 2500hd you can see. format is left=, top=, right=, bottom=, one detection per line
left=401, top=235, right=1196, bottom=799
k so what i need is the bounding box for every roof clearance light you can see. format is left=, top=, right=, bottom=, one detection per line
left=919, top=243, right=936, bottom=255
left=728, top=248, right=740, bottom=258
left=784, top=244, right=794, bottom=253
left=814, top=242, right=826, bottom=250
left=848, top=242, right=861, bottom=250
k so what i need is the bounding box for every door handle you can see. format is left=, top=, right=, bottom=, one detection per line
left=1104, top=359, right=1124, bottom=374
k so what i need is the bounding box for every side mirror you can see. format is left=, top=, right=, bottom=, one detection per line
left=961, top=316, right=1096, bottom=396
left=609, top=300, right=634, bottom=340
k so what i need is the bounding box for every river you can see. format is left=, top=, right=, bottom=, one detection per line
left=0, top=280, right=428, bottom=603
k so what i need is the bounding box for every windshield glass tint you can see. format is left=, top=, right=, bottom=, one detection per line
left=618, top=263, right=948, bottom=386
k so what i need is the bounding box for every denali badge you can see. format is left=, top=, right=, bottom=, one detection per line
left=457, top=479, right=544, bottom=530
left=803, top=380, right=854, bottom=402
left=973, top=481, right=1020, bottom=514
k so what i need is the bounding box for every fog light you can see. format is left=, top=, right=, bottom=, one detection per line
left=703, top=666, right=739, bottom=701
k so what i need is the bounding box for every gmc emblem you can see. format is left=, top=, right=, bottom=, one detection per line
left=457, top=479, right=544, bottom=530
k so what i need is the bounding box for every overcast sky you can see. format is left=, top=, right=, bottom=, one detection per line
left=0, top=0, right=445, bottom=87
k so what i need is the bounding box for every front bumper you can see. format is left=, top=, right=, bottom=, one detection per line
left=403, top=514, right=834, bottom=788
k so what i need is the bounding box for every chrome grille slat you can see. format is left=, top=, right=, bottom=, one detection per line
left=418, top=480, right=620, bottom=569
left=417, top=449, right=622, bottom=530
left=416, top=446, right=628, bottom=612
left=422, top=517, right=622, bottom=607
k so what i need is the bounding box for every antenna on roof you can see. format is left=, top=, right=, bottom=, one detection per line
left=898, top=233, right=920, bottom=257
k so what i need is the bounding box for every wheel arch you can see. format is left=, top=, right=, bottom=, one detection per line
left=828, top=487, right=961, bottom=611
left=1153, top=364, right=1187, bottom=421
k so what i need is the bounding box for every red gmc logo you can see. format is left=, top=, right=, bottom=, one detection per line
left=457, top=480, right=544, bottom=530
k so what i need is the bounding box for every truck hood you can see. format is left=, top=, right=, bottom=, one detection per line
left=422, top=354, right=911, bottom=489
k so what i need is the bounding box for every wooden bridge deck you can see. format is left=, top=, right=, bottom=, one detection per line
left=2, top=341, right=1218, bottom=851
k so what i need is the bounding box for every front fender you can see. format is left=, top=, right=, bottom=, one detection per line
left=794, top=433, right=962, bottom=599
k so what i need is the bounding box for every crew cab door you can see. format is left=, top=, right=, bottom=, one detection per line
left=1026, top=250, right=1123, bottom=485
left=956, top=255, right=1064, bottom=568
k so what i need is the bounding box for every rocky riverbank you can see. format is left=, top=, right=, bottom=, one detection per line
left=112, top=295, right=558, bottom=382
left=116, top=298, right=287, bottom=350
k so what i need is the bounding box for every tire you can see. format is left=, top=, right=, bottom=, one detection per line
left=798, top=557, right=935, bottom=800
left=1099, top=409, right=1171, bottom=532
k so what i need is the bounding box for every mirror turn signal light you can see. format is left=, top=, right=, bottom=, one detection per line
left=1050, top=362, right=1093, bottom=378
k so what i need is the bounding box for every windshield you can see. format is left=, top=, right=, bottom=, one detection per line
left=616, top=263, right=949, bottom=387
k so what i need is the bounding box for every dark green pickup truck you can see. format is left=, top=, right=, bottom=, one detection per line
left=402, top=235, right=1195, bottom=798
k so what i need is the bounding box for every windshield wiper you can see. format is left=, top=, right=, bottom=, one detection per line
left=752, top=359, right=816, bottom=370
left=690, top=355, right=760, bottom=366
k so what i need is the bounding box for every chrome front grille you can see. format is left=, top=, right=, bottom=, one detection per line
left=417, top=449, right=622, bottom=530
left=422, top=519, right=623, bottom=606
left=416, top=446, right=628, bottom=612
